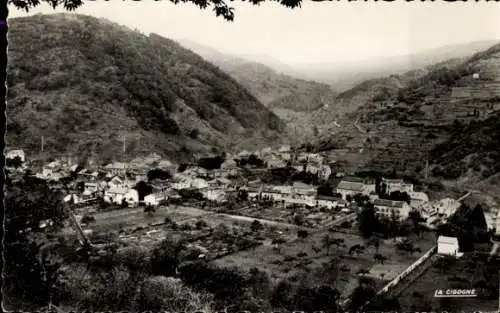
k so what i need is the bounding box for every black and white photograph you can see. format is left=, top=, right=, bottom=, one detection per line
left=3, top=0, right=500, bottom=312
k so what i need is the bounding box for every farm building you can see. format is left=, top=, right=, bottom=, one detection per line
left=437, top=236, right=460, bottom=257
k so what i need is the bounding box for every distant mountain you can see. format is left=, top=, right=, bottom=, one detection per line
left=292, top=40, right=500, bottom=91
left=177, top=39, right=338, bottom=113
left=6, top=14, right=285, bottom=164
left=312, top=42, right=500, bottom=185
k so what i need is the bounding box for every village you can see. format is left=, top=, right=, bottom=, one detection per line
left=5, top=145, right=500, bottom=310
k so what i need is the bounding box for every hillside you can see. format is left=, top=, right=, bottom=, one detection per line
left=177, top=39, right=337, bottom=112
left=6, top=14, right=285, bottom=163
left=311, top=42, right=500, bottom=183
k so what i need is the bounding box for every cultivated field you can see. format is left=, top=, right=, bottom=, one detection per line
left=214, top=228, right=436, bottom=300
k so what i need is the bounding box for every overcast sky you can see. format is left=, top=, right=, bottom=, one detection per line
left=8, top=1, right=500, bottom=65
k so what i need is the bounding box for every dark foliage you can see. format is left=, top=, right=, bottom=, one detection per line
left=150, top=237, right=187, bottom=276
left=438, top=203, right=489, bottom=252
left=236, top=154, right=266, bottom=168
left=178, top=188, right=205, bottom=201
left=431, top=113, right=500, bottom=179
left=317, top=183, right=334, bottom=196
left=197, top=155, right=225, bottom=170
left=4, top=177, right=68, bottom=305
left=147, top=168, right=172, bottom=181
left=134, top=181, right=153, bottom=201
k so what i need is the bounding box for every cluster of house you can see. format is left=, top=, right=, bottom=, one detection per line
left=244, top=181, right=348, bottom=210
left=61, top=162, right=239, bottom=207
left=336, top=177, right=429, bottom=220
left=236, top=145, right=332, bottom=180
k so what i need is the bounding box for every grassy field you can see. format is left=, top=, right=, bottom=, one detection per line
left=398, top=253, right=500, bottom=312
left=214, top=228, right=436, bottom=300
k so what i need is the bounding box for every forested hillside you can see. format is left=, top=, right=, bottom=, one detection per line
left=6, top=14, right=284, bottom=163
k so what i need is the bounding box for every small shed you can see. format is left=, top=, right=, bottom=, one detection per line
left=437, top=236, right=459, bottom=256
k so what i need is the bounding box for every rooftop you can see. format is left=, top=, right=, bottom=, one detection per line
left=342, top=176, right=365, bottom=183
left=438, top=236, right=459, bottom=244
left=382, top=178, right=404, bottom=184
left=107, top=186, right=128, bottom=195
left=337, top=181, right=364, bottom=192
left=374, top=198, right=407, bottom=208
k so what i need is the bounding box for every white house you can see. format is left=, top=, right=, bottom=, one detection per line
left=261, top=189, right=284, bottom=201
left=373, top=199, right=411, bottom=221
left=144, top=193, right=168, bottom=206
left=201, top=188, right=226, bottom=202
left=104, top=187, right=138, bottom=206
left=266, top=155, right=287, bottom=169
left=104, top=162, right=127, bottom=175
left=284, top=197, right=316, bottom=207
left=278, top=145, right=291, bottom=153
left=336, top=181, right=365, bottom=200
left=104, top=186, right=128, bottom=204
left=260, top=147, right=272, bottom=156
left=437, top=236, right=460, bottom=256
left=108, top=176, right=126, bottom=189
left=472, top=73, right=480, bottom=79
left=238, top=150, right=251, bottom=158
left=6, top=149, right=26, bottom=162
left=84, top=182, right=100, bottom=195
left=315, top=195, right=338, bottom=209
left=246, top=187, right=261, bottom=200
left=292, top=182, right=316, bottom=200
left=382, top=178, right=414, bottom=194
left=124, top=189, right=139, bottom=206
left=191, top=178, right=209, bottom=189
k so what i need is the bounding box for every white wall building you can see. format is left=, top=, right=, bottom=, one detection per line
left=437, top=236, right=460, bottom=256
left=144, top=193, right=168, bottom=206
left=104, top=186, right=139, bottom=206
left=336, top=181, right=365, bottom=200
left=374, top=199, right=412, bottom=221
left=315, top=195, right=338, bottom=209
left=201, top=188, right=226, bottom=202
left=382, top=178, right=414, bottom=194
left=104, top=162, right=127, bottom=175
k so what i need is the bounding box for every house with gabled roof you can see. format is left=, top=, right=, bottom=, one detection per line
left=104, top=186, right=139, bottom=206
left=373, top=199, right=411, bottom=221
left=315, top=195, right=339, bottom=209
left=336, top=181, right=365, bottom=200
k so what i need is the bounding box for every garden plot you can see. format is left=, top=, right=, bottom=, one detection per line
left=214, top=229, right=436, bottom=300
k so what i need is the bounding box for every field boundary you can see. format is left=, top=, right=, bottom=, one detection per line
left=341, top=245, right=437, bottom=311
